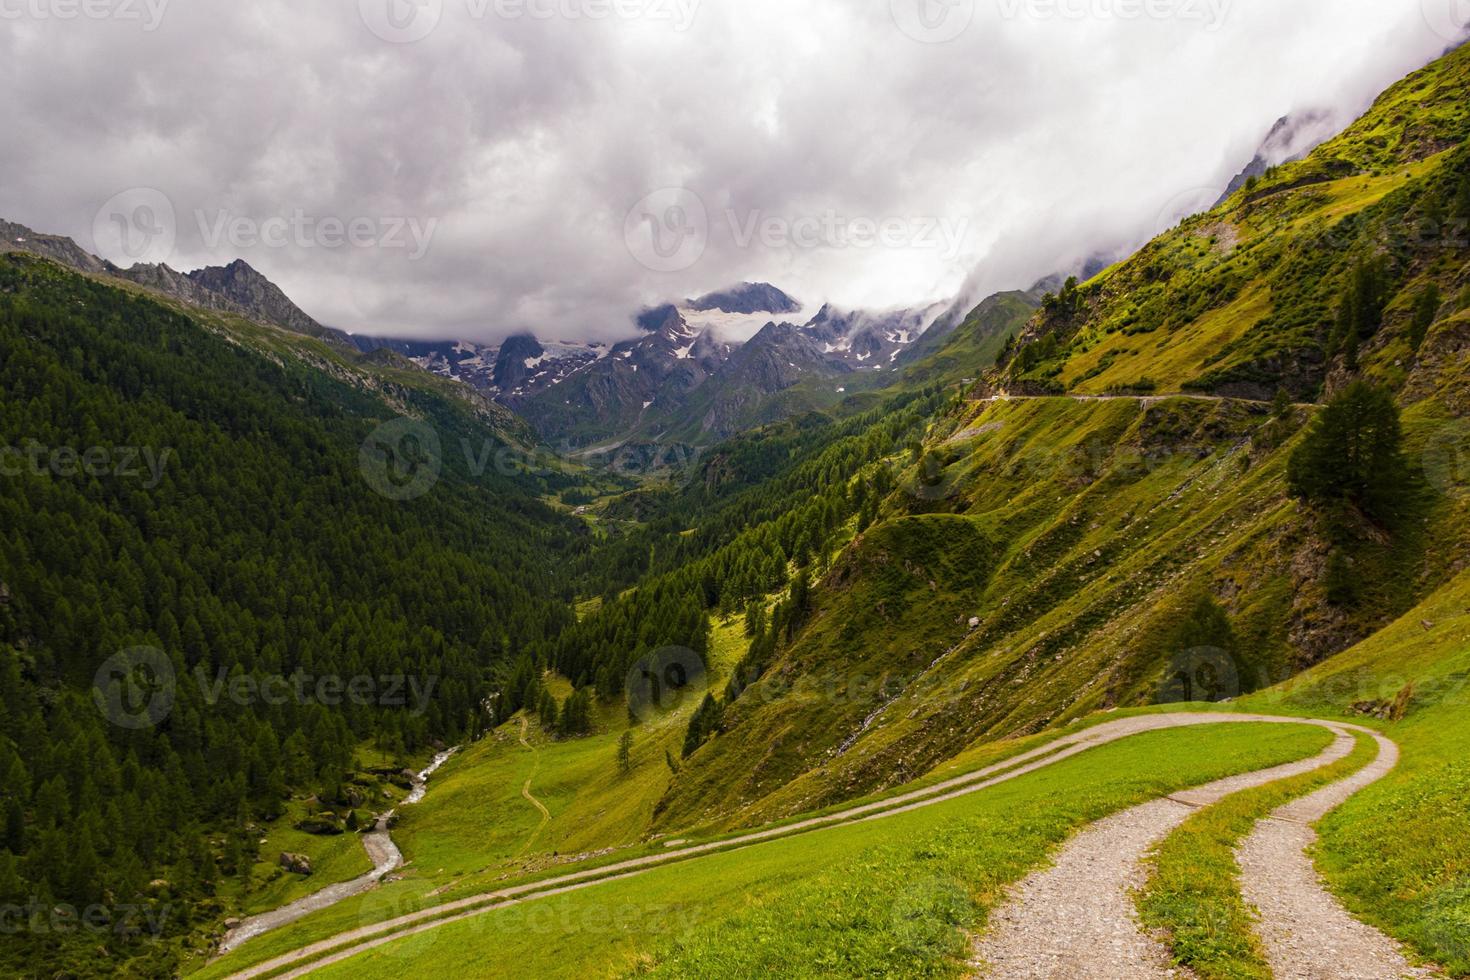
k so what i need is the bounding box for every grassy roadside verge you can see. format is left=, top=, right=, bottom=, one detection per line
left=1137, top=731, right=1378, bottom=979
left=303, top=724, right=1334, bottom=979
left=189, top=715, right=1094, bottom=979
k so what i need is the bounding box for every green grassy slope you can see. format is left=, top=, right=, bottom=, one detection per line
left=652, top=40, right=1470, bottom=834
left=1001, top=42, right=1470, bottom=401
left=657, top=386, right=1463, bottom=830
left=897, top=291, right=1039, bottom=387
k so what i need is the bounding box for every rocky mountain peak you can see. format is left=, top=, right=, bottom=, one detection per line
left=687, top=282, right=800, bottom=315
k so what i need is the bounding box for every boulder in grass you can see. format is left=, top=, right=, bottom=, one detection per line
left=279, top=852, right=313, bottom=876
left=294, top=814, right=345, bottom=836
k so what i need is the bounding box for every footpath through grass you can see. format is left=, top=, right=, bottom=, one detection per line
left=307, top=722, right=1333, bottom=979
left=1138, top=730, right=1379, bottom=979
left=1238, top=568, right=1470, bottom=977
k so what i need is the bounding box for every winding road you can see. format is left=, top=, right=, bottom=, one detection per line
left=218, top=713, right=1421, bottom=979
left=971, top=722, right=1358, bottom=978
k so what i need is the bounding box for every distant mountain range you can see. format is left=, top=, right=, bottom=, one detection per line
left=339, top=281, right=959, bottom=448
left=0, top=220, right=969, bottom=449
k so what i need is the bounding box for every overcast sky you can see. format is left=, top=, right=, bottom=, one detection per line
left=1, top=0, right=1464, bottom=343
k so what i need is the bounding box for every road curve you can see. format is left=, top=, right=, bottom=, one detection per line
left=1238, top=731, right=1439, bottom=979
left=971, top=723, right=1358, bottom=979
left=219, top=712, right=1372, bottom=979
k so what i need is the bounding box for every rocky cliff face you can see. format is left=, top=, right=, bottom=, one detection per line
left=0, top=220, right=108, bottom=274
left=182, top=259, right=332, bottom=339
left=1216, top=109, right=1342, bottom=205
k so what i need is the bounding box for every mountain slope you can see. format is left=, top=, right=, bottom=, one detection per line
left=0, top=251, right=587, bottom=977
left=650, top=42, right=1470, bottom=833
left=0, top=220, right=348, bottom=345
left=1001, top=41, right=1470, bottom=400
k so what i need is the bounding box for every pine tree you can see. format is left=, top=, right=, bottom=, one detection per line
left=744, top=601, right=767, bottom=639
left=1287, top=381, right=1408, bottom=523
left=1410, top=284, right=1440, bottom=351
left=617, top=730, right=633, bottom=775
left=537, top=689, right=559, bottom=731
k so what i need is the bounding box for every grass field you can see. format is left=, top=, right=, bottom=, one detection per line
left=300, top=723, right=1332, bottom=979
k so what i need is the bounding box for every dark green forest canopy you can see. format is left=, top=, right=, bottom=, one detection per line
left=0, top=255, right=587, bottom=973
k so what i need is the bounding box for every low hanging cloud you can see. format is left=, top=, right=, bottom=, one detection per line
left=0, top=0, right=1463, bottom=343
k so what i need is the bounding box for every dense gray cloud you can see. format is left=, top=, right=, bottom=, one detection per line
left=0, top=0, right=1463, bottom=342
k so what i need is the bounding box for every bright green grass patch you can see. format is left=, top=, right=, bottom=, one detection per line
left=309, top=723, right=1333, bottom=980
left=1138, top=731, right=1378, bottom=979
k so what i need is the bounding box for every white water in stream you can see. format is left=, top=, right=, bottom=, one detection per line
left=217, top=748, right=457, bottom=955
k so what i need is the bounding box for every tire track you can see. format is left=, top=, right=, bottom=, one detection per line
left=970, top=724, right=1356, bottom=979
left=1238, top=731, right=1440, bottom=979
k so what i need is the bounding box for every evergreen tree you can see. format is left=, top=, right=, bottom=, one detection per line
left=1288, top=381, right=1408, bottom=523
left=682, top=694, right=724, bottom=758
left=537, top=689, right=560, bottom=731
left=617, top=730, right=633, bottom=775
left=1410, top=283, right=1441, bottom=351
